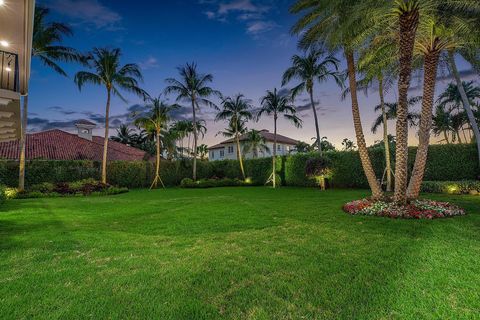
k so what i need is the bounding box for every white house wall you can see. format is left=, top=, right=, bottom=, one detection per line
left=209, top=142, right=296, bottom=161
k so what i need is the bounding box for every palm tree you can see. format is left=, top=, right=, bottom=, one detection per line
left=18, top=6, right=80, bottom=191
left=197, top=144, right=209, bottom=160
left=282, top=50, right=342, bottom=154
left=371, top=97, right=421, bottom=134
left=432, top=105, right=455, bottom=143
left=294, top=141, right=313, bottom=153
left=342, top=138, right=356, bottom=151
left=74, top=48, right=146, bottom=184
left=165, top=63, right=220, bottom=180
left=133, top=95, right=178, bottom=188
left=217, top=118, right=247, bottom=139
left=407, top=17, right=469, bottom=199
left=242, top=130, right=270, bottom=159
left=215, top=94, right=253, bottom=180
left=257, top=88, right=302, bottom=187
left=290, top=0, right=384, bottom=200
left=111, top=124, right=135, bottom=144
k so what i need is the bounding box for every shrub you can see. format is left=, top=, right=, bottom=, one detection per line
left=0, top=185, right=6, bottom=205
left=421, top=181, right=480, bottom=195
left=180, top=177, right=248, bottom=188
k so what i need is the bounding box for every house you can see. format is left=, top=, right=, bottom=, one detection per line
left=0, top=0, right=35, bottom=142
left=0, top=120, right=150, bottom=161
left=209, top=129, right=298, bottom=161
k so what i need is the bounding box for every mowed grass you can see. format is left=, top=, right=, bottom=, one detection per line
left=0, top=187, right=479, bottom=320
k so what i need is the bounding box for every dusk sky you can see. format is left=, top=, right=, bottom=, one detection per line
left=30, top=0, right=478, bottom=148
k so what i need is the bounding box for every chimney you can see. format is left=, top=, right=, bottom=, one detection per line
left=75, top=119, right=96, bottom=141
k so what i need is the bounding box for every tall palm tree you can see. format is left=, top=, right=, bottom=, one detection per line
left=407, top=18, right=465, bottom=199
left=290, top=0, right=384, bottom=199
left=74, top=48, right=146, bottom=184
left=282, top=50, right=342, bottom=154
left=165, top=63, right=220, bottom=180
left=18, top=6, right=80, bottom=191
left=215, top=94, right=253, bottom=180
left=257, top=88, right=302, bottom=187
left=133, top=95, right=178, bottom=189
left=242, top=130, right=270, bottom=159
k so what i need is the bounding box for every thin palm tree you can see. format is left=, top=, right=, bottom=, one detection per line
left=217, top=118, right=247, bottom=139
left=134, top=95, right=179, bottom=189
left=74, top=48, right=146, bottom=184
left=282, top=50, right=342, bottom=154
left=165, top=63, right=220, bottom=180
left=18, top=6, right=80, bottom=191
left=290, top=0, right=384, bottom=199
left=215, top=94, right=253, bottom=180
left=432, top=104, right=455, bottom=143
left=257, top=88, right=302, bottom=187
left=242, top=130, right=271, bottom=159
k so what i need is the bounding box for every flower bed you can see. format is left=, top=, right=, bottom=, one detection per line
left=343, top=199, right=465, bottom=219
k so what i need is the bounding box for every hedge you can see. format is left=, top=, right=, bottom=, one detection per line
left=0, top=143, right=477, bottom=189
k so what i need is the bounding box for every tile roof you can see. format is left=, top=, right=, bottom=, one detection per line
left=0, top=129, right=148, bottom=161
left=208, top=130, right=298, bottom=150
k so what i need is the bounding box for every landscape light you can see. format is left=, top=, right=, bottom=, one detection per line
left=0, top=0, right=5, bottom=6
left=5, top=67, right=11, bottom=72
left=0, top=40, right=9, bottom=47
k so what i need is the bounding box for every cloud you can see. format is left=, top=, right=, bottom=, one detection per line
left=139, top=56, right=160, bottom=70
left=246, top=20, right=277, bottom=34
left=409, top=68, right=479, bottom=92
left=200, top=0, right=276, bottom=36
left=44, top=0, right=122, bottom=30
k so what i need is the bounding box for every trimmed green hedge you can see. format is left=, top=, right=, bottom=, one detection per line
left=0, top=144, right=477, bottom=189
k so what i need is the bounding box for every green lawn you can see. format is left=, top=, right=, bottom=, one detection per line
left=0, top=187, right=479, bottom=319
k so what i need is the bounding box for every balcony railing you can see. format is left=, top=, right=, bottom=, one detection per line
left=0, top=50, right=19, bottom=92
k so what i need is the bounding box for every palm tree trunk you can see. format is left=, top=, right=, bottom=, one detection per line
left=309, top=88, right=322, bottom=155
left=273, top=114, right=278, bottom=188
left=102, top=88, right=111, bottom=184
left=345, top=50, right=383, bottom=200
left=378, top=78, right=392, bottom=192
left=18, top=95, right=28, bottom=191
left=235, top=120, right=246, bottom=180
left=191, top=99, right=198, bottom=181
left=407, top=50, right=440, bottom=199
left=152, top=129, right=161, bottom=189
left=394, top=8, right=419, bottom=204
left=443, top=131, right=450, bottom=144
left=456, top=130, right=462, bottom=144
left=448, top=51, right=480, bottom=163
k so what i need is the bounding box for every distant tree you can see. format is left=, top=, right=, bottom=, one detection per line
left=111, top=124, right=135, bottom=145
left=257, top=88, right=302, bottom=187
left=75, top=48, right=146, bottom=184
left=282, top=49, right=343, bottom=154
left=294, top=141, right=313, bottom=153
left=311, top=137, right=335, bottom=152
left=197, top=144, right=209, bottom=160
left=165, top=63, right=220, bottom=180
left=243, top=129, right=270, bottom=158
left=133, top=95, right=178, bottom=188
left=341, top=138, right=356, bottom=151
left=215, top=94, right=253, bottom=179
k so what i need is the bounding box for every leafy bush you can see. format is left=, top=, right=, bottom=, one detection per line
left=8, top=179, right=128, bottom=199
left=421, top=181, right=480, bottom=195
left=0, top=185, right=6, bottom=205
left=180, top=177, right=248, bottom=188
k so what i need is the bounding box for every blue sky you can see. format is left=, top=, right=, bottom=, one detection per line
left=29, top=0, right=478, bottom=148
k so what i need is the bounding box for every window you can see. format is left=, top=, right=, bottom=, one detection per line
left=210, top=152, right=214, bottom=159
left=220, top=150, right=225, bottom=157
left=228, top=146, right=234, bottom=154
left=277, top=144, right=282, bottom=151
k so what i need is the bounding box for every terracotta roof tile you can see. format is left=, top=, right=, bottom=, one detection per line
left=0, top=129, right=148, bottom=161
